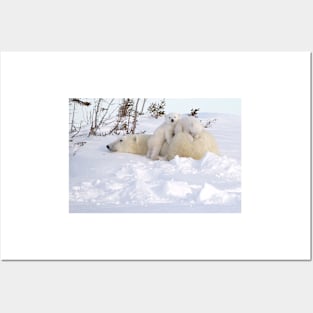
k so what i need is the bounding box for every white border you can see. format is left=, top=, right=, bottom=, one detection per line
left=0, top=52, right=310, bottom=260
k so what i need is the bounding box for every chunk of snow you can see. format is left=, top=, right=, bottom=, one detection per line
left=164, top=180, right=193, bottom=198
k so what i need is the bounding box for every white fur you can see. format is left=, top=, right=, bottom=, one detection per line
left=106, top=134, right=150, bottom=155
left=146, top=113, right=180, bottom=160
left=166, top=130, right=220, bottom=160
left=174, top=116, right=204, bottom=141
left=106, top=129, right=219, bottom=161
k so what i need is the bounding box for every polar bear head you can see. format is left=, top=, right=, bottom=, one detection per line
left=106, top=134, right=150, bottom=155
left=187, top=116, right=204, bottom=138
left=165, top=112, right=181, bottom=124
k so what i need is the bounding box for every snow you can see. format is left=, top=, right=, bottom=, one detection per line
left=69, top=113, right=241, bottom=213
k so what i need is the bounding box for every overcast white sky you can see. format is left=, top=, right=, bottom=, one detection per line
left=157, top=98, right=241, bottom=115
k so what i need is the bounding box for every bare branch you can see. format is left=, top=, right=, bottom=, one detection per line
left=70, top=98, right=91, bottom=106
left=140, top=98, right=147, bottom=115
left=131, top=98, right=140, bottom=134
left=70, top=121, right=82, bottom=138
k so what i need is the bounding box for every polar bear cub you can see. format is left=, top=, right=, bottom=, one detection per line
left=174, top=116, right=204, bottom=141
left=147, top=113, right=180, bottom=160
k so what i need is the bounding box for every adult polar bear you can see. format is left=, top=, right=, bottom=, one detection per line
left=166, top=130, right=219, bottom=160
left=106, top=130, right=219, bottom=160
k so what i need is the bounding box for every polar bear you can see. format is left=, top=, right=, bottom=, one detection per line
left=174, top=116, right=204, bottom=141
left=146, top=112, right=180, bottom=160
left=165, top=130, right=219, bottom=160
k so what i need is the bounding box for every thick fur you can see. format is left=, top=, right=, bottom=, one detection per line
left=106, top=134, right=150, bottom=155
left=106, top=130, right=219, bottom=161
left=165, top=130, right=220, bottom=160
left=174, top=116, right=204, bottom=140
left=146, top=113, right=180, bottom=160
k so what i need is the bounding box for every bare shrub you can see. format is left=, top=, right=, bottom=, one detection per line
left=189, top=108, right=200, bottom=118
left=147, top=99, right=166, bottom=118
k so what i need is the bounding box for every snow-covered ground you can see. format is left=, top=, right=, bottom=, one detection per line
left=69, top=113, right=241, bottom=213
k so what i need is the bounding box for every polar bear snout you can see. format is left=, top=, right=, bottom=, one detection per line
left=107, top=144, right=117, bottom=152
left=166, top=112, right=181, bottom=125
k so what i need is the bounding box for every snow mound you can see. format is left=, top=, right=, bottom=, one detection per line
left=70, top=152, right=240, bottom=212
